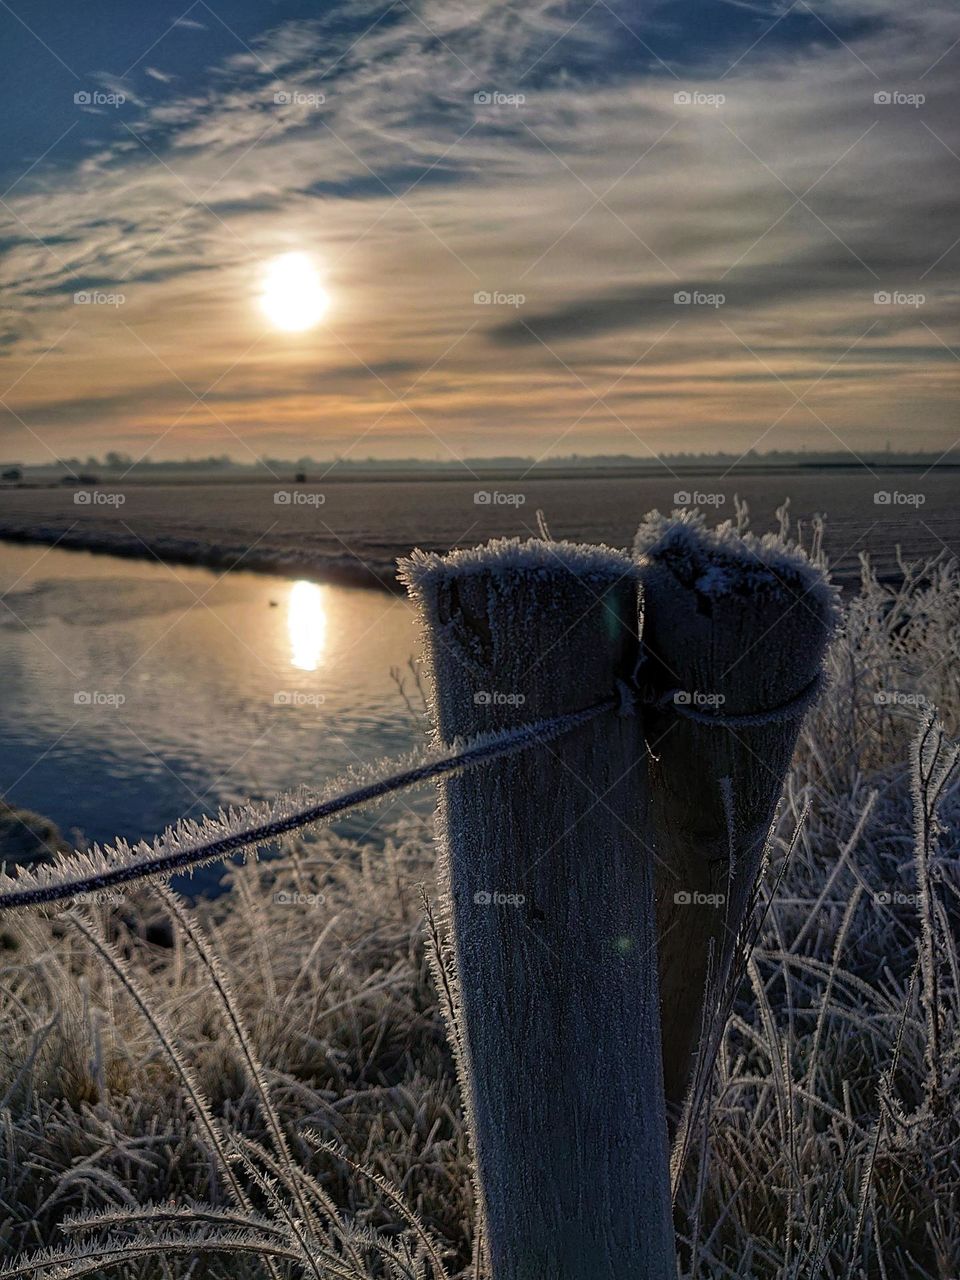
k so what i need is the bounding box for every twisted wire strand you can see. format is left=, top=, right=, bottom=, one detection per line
left=0, top=697, right=616, bottom=911
left=0, top=671, right=824, bottom=913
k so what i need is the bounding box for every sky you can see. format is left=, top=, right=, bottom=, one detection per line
left=0, top=0, right=958, bottom=466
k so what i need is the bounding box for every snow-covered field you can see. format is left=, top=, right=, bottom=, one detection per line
left=1, top=469, right=955, bottom=588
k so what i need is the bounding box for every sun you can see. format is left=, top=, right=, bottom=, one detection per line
left=259, top=252, right=329, bottom=332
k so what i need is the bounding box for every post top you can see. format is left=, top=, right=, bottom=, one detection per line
left=634, top=509, right=839, bottom=617
left=399, top=536, right=639, bottom=594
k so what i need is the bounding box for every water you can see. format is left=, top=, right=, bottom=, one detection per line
left=0, top=542, right=424, bottom=886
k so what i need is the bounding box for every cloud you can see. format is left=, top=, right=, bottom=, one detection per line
left=92, top=73, right=145, bottom=106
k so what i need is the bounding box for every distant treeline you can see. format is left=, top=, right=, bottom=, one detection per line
left=3, top=448, right=957, bottom=481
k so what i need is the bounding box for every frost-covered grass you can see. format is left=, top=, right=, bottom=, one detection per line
left=0, top=512, right=958, bottom=1278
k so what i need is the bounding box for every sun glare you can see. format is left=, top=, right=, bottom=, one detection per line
left=288, top=580, right=326, bottom=671
left=260, top=252, right=329, bottom=332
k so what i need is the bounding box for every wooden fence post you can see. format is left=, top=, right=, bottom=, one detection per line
left=401, top=538, right=676, bottom=1280
left=633, top=513, right=838, bottom=1123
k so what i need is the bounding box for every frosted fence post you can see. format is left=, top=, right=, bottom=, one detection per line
left=401, top=538, right=676, bottom=1280
left=633, top=513, right=838, bottom=1121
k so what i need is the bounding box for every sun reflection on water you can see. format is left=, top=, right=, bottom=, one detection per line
left=288, top=580, right=326, bottom=671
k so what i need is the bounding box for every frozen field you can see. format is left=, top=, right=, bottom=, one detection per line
left=1, top=468, right=956, bottom=588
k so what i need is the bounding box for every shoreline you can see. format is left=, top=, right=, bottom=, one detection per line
left=0, top=524, right=406, bottom=594
left=0, top=520, right=888, bottom=593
